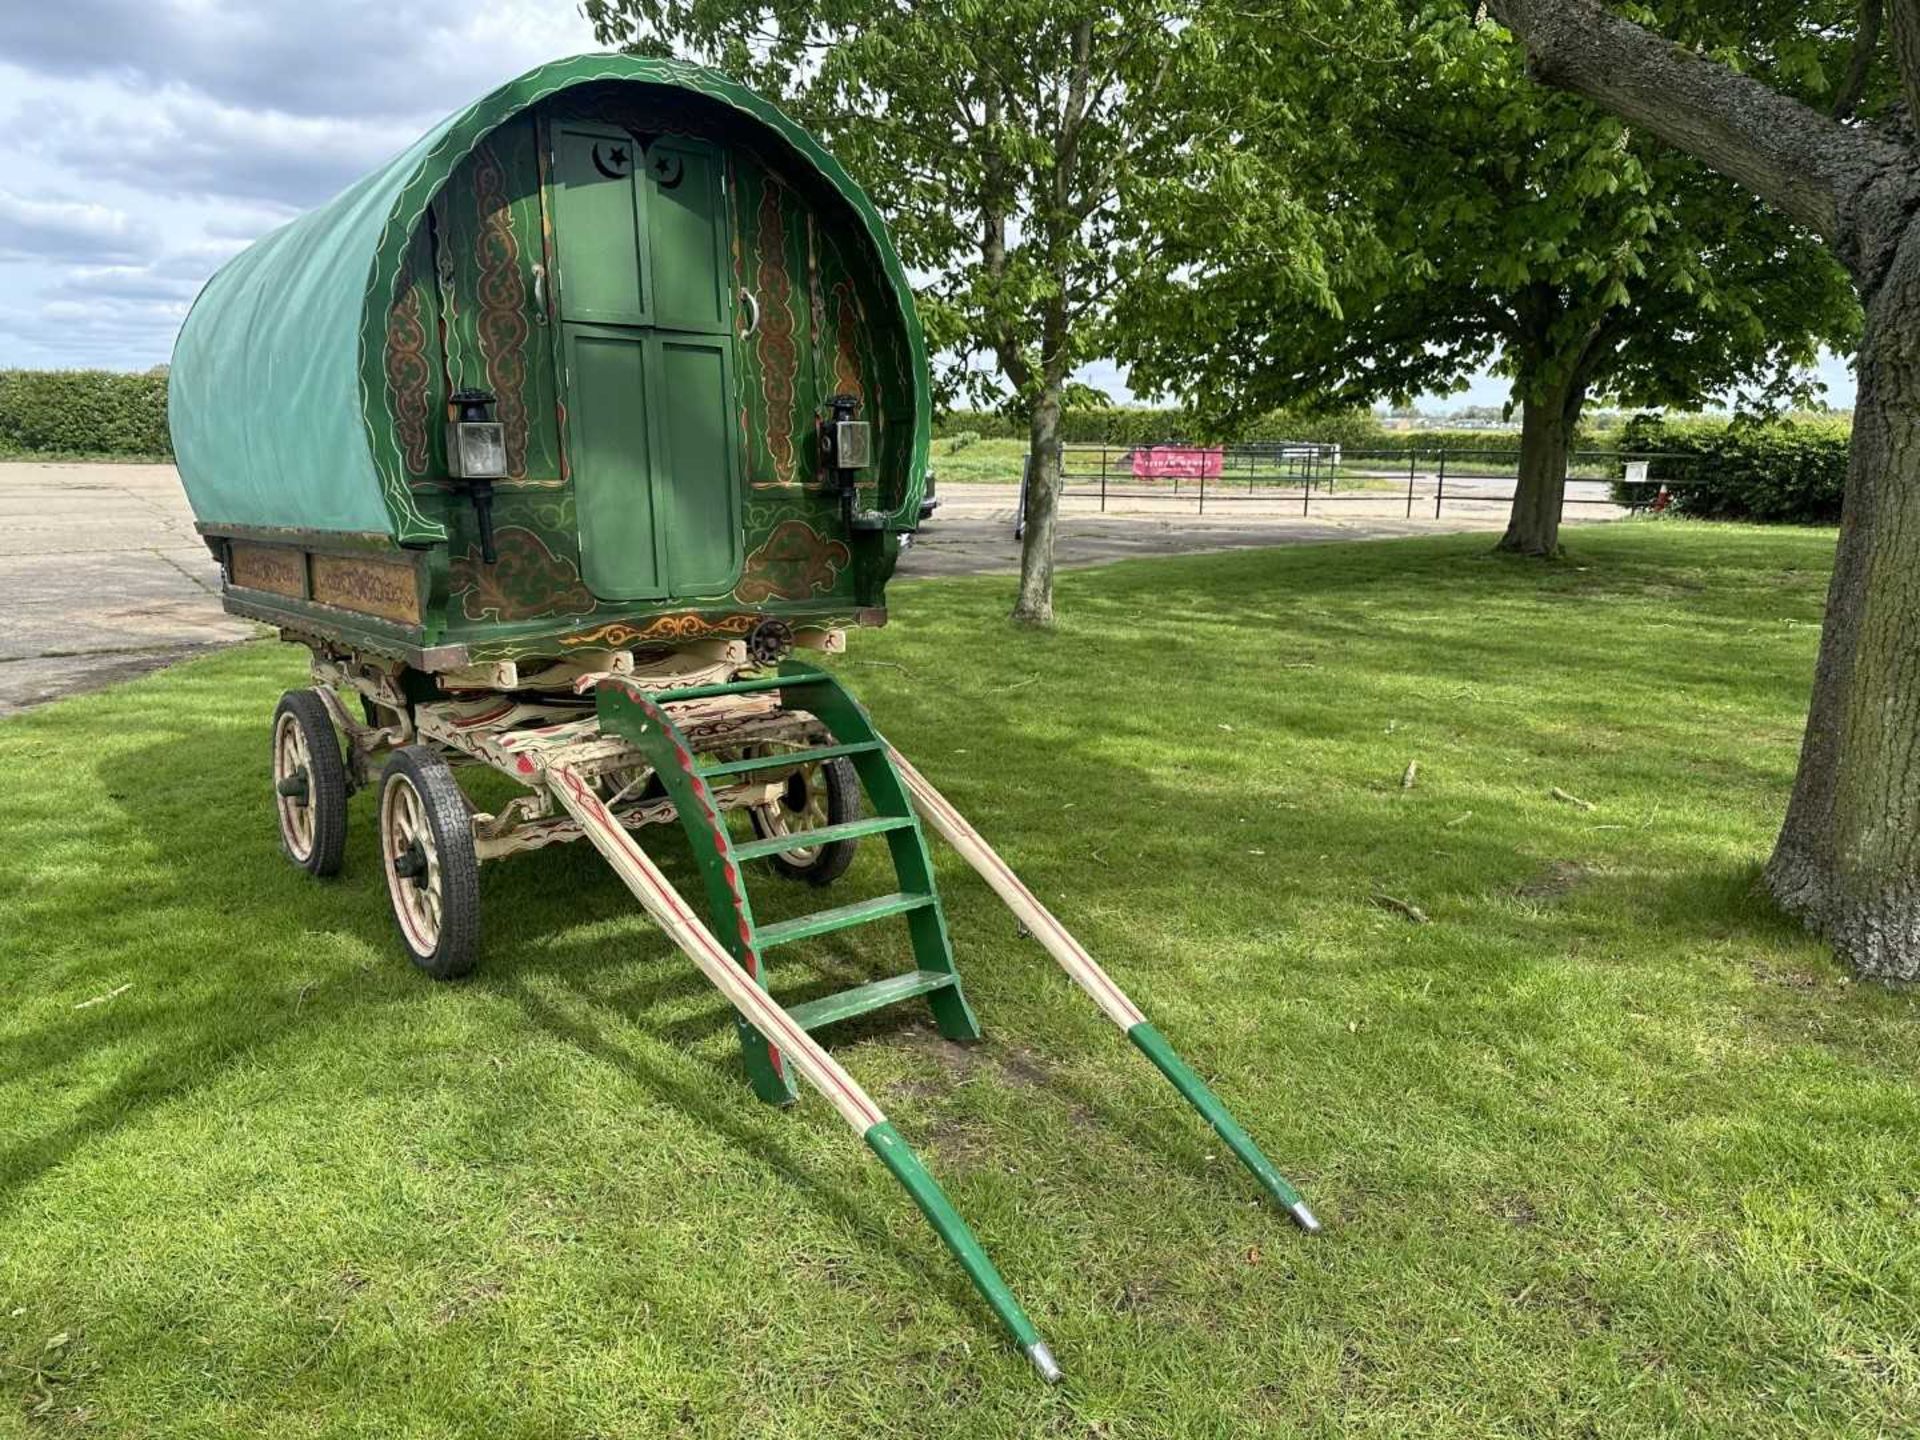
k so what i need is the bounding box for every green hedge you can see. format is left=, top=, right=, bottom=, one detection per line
left=0, top=368, right=173, bottom=458
left=1614, top=414, right=1850, bottom=524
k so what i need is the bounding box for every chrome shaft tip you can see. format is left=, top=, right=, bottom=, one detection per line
left=1025, top=1341, right=1063, bottom=1384
left=1288, top=1200, right=1323, bottom=1234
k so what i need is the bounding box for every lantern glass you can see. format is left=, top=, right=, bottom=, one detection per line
left=833, top=419, right=872, bottom=469
left=447, top=420, right=507, bottom=479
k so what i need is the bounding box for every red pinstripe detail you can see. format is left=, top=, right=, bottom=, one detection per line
left=451, top=702, right=516, bottom=729
left=587, top=685, right=799, bottom=1094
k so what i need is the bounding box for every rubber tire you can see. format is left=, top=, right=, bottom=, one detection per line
left=272, top=689, right=348, bottom=878
left=751, top=756, right=861, bottom=887
left=379, top=745, right=481, bottom=980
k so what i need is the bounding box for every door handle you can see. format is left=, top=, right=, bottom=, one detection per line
left=532, top=262, right=548, bottom=324
left=739, top=288, right=759, bottom=339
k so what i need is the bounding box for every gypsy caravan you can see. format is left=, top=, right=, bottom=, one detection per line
left=169, top=56, right=1317, bottom=1381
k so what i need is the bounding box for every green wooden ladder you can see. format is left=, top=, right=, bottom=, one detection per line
left=596, top=666, right=981, bottom=1106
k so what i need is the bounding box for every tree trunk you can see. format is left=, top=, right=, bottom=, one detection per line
left=1765, top=243, right=1920, bottom=979
left=1481, top=0, right=1920, bottom=977
left=1011, top=381, right=1065, bottom=626
left=1496, top=374, right=1586, bottom=557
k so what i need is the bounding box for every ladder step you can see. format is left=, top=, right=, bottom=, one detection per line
left=756, top=891, right=935, bottom=949
left=697, top=740, right=885, bottom=780
left=653, top=670, right=828, bottom=703
left=784, top=970, right=959, bottom=1031
left=733, top=814, right=915, bottom=861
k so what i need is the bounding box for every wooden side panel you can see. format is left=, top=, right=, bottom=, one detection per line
left=228, top=543, right=306, bottom=598
left=310, top=553, right=423, bottom=625
left=384, top=222, right=446, bottom=485
left=730, top=159, right=820, bottom=491
left=437, top=116, right=565, bottom=484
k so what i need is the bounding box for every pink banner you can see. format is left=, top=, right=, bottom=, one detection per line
left=1131, top=445, right=1224, bottom=479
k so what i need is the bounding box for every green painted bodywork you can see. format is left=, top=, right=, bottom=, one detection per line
left=171, top=56, right=927, bottom=666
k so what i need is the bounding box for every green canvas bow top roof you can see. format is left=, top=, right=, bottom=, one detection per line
left=168, top=54, right=930, bottom=545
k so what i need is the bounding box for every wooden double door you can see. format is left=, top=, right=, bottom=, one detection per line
left=548, top=123, right=742, bottom=601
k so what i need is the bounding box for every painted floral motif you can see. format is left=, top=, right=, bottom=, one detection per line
left=754, top=179, right=800, bottom=485
left=384, top=277, right=433, bottom=478
left=452, top=526, right=598, bottom=623
left=561, top=613, right=758, bottom=649
left=472, top=140, right=530, bottom=478
left=734, top=519, right=850, bottom=603
left=832, top=280, right=865, bottom=402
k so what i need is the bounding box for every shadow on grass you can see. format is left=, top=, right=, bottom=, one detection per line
left=0, top=713, right=1083, bottom=1335
left=0, top=525, right=1858, bottom=1345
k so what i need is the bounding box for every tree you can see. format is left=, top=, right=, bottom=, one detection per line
left=1460, top=0, right=1920, bottom=977
left=1111, top=2, right=1860, bottom=555
left=586, top=1, right=1286, bottom=624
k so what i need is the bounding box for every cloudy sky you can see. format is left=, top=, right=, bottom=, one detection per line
left=0, top=0, right=601, bottom=371
left=0, top=1, right=1857, bottom=410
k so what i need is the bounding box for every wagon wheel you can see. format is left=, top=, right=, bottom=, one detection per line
left=378, top=746, right=480, bottom=980
left=272, top=690, right=348, bottom=877
left=746, top=748, right=861, bottom=886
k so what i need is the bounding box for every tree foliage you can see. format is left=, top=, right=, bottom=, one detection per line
left=1614, top=413, right=1852, bottom=523
left=1112, top=1, right=1861, bottom=553
left=585, top=0, right=1309, bottom=622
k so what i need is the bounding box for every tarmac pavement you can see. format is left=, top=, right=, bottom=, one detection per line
left=0, top=462, right=1618, bottom=715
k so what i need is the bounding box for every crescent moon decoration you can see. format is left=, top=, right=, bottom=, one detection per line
left=591, top=142, right=632, bottom=179
left=649, top=150, right=685, bottom=188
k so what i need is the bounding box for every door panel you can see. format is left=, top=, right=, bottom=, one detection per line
left=568, top=329, right=662, bottom=600
left=645, top=142, right=729, bottom=336
left=649, top=336, right=741, bottom=595
left=547, top=120, right=740, bottom=603
left=552, top=125, right=649, bottom=326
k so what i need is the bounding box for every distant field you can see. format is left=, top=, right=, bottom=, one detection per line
left=929, top=435, right=1029, bottom=484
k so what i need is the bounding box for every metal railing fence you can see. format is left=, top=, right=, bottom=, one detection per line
left=1011, top=443, right=1706, bottom=527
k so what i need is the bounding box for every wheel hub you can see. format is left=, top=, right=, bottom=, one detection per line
left=393, top=841, right=429, bottom=883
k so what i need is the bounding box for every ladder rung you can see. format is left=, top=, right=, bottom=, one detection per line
left=756, top=892, right=935, bottom=949
left=733, top=815, right=914, bottom=861
left=697, top=740, right=884, bottom=779
left=784, top=970, right=958, bottom=1031
left=652, top=671, right=828, bottom=703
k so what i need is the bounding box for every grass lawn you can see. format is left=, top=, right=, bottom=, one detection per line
left=6, top=523, right=1918, bottom=1437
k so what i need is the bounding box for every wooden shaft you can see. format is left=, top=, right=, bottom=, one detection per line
left=892, top=747, right=1320, bottom=1233
left=547, top=761, right=885, bottom=1133
left=888, top=747, right=1145, bottom=1031
left=547, top=757, right=1060, bottom=1373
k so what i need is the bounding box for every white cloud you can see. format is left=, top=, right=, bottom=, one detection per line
left=0, top=191, right=155, bottom=263
left=31, top=88, right=423, bottom=208
left=0, top=0, right=601, bottom=122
